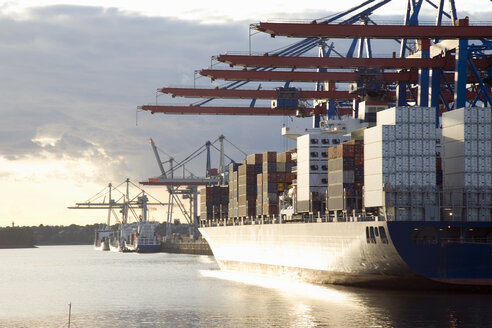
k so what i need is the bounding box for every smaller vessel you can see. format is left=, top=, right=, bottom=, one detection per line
left=119, top=220, right=161, bottom=253
left=69, top=179, right=165, bottom=253
left=113, top=195, right=162, bottom=253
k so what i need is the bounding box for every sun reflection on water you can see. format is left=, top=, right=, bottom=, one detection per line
left=200, top=269, right=360, bottom=306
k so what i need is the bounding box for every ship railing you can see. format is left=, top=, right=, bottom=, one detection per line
left=137, top=237, right=159, bottom=245
left=200, top=211, right=385, bottom=227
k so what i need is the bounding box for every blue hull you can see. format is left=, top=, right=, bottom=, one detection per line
left=388, top=221, right=492, bottom=287
left=135, top=244, right=161, bottom=253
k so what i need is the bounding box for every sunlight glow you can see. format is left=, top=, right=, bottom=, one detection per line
left=200, top=269, right=358, bottom=305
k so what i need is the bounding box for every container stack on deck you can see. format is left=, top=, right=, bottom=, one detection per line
left=199, top=185, right=229, bottom=220
left=364, top=106, right=439, bottom=221
left=275, top=150, right=296, bottom=214
left=237, top=161, right=259, bottom=217
left=228, top=163, right=240, bottom=218
left=442, top=107, right=492, bottom=221
left=203, top=106, right=491, bottom=222
left=327, top=140, right=364, bottom=214
left=261, top=151, right=278, bottom=216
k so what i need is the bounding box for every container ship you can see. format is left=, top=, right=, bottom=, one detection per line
left=199, top=105, right=492, bottom=289
left=138, top=2, right=492, bottom=289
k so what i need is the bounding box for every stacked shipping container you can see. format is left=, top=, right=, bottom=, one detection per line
left=262, top=151, right=277, bottom=216
left=237, top=162, right=259, bottom=217
left=442, top=107, right=492, bottom=221
left=224, top=151, right=295, bottom=217
left=327, top=140, right=364, bottom=211
left=364, top=106, right=438, bottom=221
left=228, top=163, right=239, bottom=218
left=199, top=186, right=229, bottom=220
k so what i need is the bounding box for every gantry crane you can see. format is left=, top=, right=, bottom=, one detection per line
left=138, top=0, right=492, bottom=127
left=141, top=136, right=245, bottom=236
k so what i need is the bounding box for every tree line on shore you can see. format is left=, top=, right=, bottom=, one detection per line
left=0, top=222, right=192, bottom=247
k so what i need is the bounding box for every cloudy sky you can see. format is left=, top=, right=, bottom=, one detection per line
left=1, top=0, right=491, bottom=227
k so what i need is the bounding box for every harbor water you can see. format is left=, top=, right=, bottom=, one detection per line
left=0, top=245, right=491, bottom=328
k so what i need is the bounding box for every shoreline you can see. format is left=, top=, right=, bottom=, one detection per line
left=0, top=245, right=36, bottom=249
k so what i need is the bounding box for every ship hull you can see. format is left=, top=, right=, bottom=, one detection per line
left=199, top=220, right=492, bottom=290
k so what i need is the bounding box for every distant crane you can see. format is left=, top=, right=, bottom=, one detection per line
left=68, top=179, right=168, bottom=227
left=141, top=136, right=245, bottom=238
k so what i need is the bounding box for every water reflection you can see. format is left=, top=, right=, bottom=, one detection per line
left=201, top=269, right=492, bottom=328
left=1, top=247, right=491, bottom=328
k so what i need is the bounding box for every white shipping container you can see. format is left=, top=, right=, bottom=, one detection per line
left=376, top=106, right=410, bottom=125
left=478, top=124, right=492, bottom=140
left=422, top=139, right=436, bottom=155
left=395, top=124, right=409, bottom=140
left=410, top=140, right=423, bottom=155
left=296, top=186, right=311, bottom=202
left=364, top=173, right=384, bottom=191
left=396, top=156, right=409, bottom=172
left=422, top=107, right=436, bottom=124
left=464, top=107, right=478, bottom=124
left=464, top=156, right=479, bottom=172
left=443, top=107, right=465, bottom=127
left=464, top=124, right=478, bottom=140
left=444, top=157, right=465, bottom=174
left=388, top=173, right=397, bottom=186
left=410, top=156, right=424, bottom=171
left=443, top=172, right=464, bottom=188
left=464, top=172, right=479, bottom=187
left=421, top=123, right=429, bottom=138
left=364, top=126, right=380, bottom=144
left=396, top=172, right=409, bottom=186
left=479, top=140, right=492, bottom=156
left=477, top=107, right=492, bottom=122
left=442, top=124, right=465, bottom=142
left=483, top=157, right=492, bottom=172
left=466, top=139, right=479, bottom=156
left=423, top=172, right=436, bottom=185
left=423, top=157, right=434, bottom=171
left=364, top=158, right=383, bottom=175
left=409, top=172, right=419, bottom=185
left=444, top=140, right=464, bottom=158
left=365, top=141, right=395, bottom=159
left=478, top=173, right=491, bottom=187
left=383, top=140, right=396, bottom=156
left=409, top=107, right=423, bottom=123
left=364, top=189, right=385, bottom=207
left=383, top=157, right=396, bottom=174
left=395, top=140, right=408, bottom=155
left=409, top=124, right=423, bottom=138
